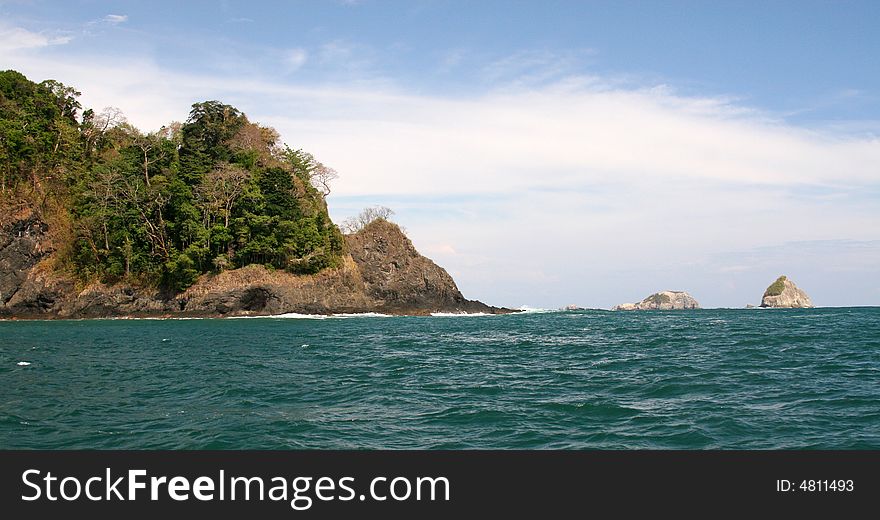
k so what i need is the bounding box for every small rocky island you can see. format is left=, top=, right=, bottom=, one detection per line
left=759, top=275, right=813, bottom=308
left=613, top=291, right=700, bottom=311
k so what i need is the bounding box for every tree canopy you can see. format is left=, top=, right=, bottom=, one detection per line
left=0, top=70, right=344, bottom=291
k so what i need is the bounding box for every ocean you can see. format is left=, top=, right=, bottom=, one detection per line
left=1, top=308, right=878, bottom=449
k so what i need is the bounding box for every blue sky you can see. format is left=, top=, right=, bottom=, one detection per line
left=8, top=1, right=880, bottom=123
left=2, top=1, right=879, bottom=308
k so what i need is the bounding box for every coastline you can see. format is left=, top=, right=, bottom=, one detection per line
left=0, top=309, right=516, bottom=322
left=1, top=306, right=519, bottom=321
left=2, top=215, right=518, bottom=320
left=7, top=306, right=875, bottom=322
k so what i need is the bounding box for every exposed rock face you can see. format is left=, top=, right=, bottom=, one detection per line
left=759, top=276, right=813, bottom=308
left=613, top=291, right=701, bottom=311
left=0, top=215, right=510, bottom=318
left=177, top=257, right=372, bottom=316
left=0, top=211, right=61, bottom=314
left=1, top=215, right=48, bottom=304
left=345, top=219, right=491, bottom=314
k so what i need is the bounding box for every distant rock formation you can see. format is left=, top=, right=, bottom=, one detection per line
left=759, top=276, right=813, bottom=308
left=613, top=291, right=700, bottom=311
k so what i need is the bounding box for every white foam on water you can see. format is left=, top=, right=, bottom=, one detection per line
left=230, top=313, right=329, bottom=320
left=266, top=313, right=328, bottom=319
left=430, top=312, right=492, bottom=317
left=16, top=361, right=31, bottom=366
left=331, top=312, right=393, bottom=318
left=233, top=312, right=394, bottom=319
left=107, top=316, right=205, bottom=321
left=517, top=305, right=555, bottom=313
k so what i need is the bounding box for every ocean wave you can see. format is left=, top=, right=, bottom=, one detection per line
left=332, top=313, right=393, bottom=318
left=430, top=312, right=492, bottom=317
left=517, top=306, right=556, bottom=313
left=231, top=312, right=393, bottom=320
left=230, top=313, right=329, bottom=320
left=107, top=316, right=205, bottom=320
left=2, top=307, right=877, bottom=449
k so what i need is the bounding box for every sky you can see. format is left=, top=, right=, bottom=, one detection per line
left=1, top=0, right=879, bottom=308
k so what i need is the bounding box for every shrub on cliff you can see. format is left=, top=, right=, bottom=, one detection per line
left=764, top=276, right=787, bottom=297
left=340, top=206, right=395, bottom=234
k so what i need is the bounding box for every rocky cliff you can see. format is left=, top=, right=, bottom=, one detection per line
left=0, top=215, right=510, bottom=318
left=759, top=276, right=813, bottom=308
left=0, top=208, right=61, bottom=314
left=345, top=220, right=494, bottom=314
left=613, top=291, right=701, bottom=311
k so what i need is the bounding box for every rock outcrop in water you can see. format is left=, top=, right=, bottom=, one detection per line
left=759, top=275, right=813, bottom=308
left=0, top=214, right=510, bottom=318
left=345, top=219, right=493, bottom=314
left=613, top=291, right=701, bottom=311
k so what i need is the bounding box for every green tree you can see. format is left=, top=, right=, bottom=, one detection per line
left=4, top=71, right=346, bottom=293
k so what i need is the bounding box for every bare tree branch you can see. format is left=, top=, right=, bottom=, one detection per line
left=196, top=163, right=251, bottom=229
left=310, top=162, right=338, bottom=197
left=340, top=205, right=394, bottom=234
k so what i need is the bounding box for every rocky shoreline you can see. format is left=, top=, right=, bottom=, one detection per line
left=0, top=214, right=513, bottom=319
left=0, top=208, right=821, bottom=317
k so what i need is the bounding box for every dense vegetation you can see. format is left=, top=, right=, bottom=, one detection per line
left=0, top=70, right=344, bottom=291
left=764, top=276, right=787, bottom=297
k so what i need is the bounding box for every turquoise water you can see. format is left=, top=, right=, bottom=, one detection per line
left=1, top=308, right=878, bottom=449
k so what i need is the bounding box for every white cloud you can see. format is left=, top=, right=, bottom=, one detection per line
left=481, top=48, right=597, bottom=85
left=422, top=243, right=458, bottom=256
left=266, top=82, right=879, bottom=197
left=315, top=40, right=376, bottom=75
left=283, top=48, right=308, bottom=71
left=0, top=25, right=71, bottom=51
left=103, top=14, right=128, bottom=25
left=438, top=48, right=465, bottom=71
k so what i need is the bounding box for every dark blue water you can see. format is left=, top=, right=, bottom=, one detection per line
left=1, top=308, right=878, bottom=449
